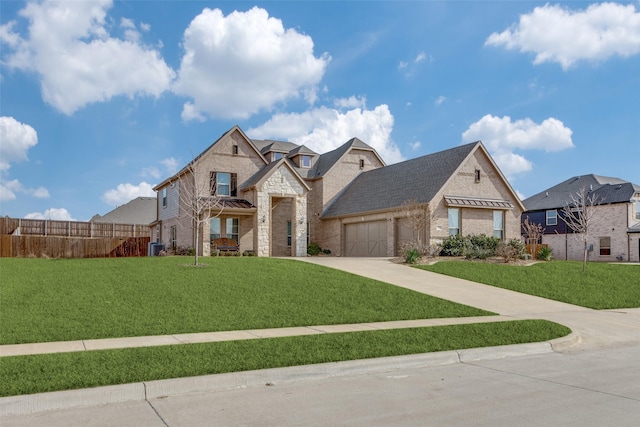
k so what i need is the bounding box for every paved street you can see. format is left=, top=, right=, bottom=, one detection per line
left=2, top=258, right=639, bottom=426
left=3, top=344, right=639, bottom=426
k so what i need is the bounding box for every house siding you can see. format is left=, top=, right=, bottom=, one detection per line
left=431, top=149, right=522, bottom=242
left=311, top=148, right=383, bottom=251
left=540, top=203, right=635, bottom=261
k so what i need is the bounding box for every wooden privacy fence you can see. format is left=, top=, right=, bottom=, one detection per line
left=525, top=243, right=548, bottom=257
left=0, top=217, right=152, bottom=258
left=0, top=217, right=149, bottom=238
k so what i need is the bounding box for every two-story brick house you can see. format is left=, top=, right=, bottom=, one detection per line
left=153, top=125, right=524, bottom=257
left=522, top=175, right=640, bottom=262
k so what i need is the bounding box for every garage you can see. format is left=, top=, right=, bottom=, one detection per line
left=344, top=221, right=387, bottom=257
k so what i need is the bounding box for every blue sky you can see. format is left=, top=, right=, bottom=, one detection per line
left=1, top=0, right=639, bottom=221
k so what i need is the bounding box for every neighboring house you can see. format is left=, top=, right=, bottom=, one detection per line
left=522, top=175, right=640, bottom=262
left=89, top=197, right=158, bottom=241
left=153, top=125, right=523, bottom=257
left=91, top=196, right=157, bottom=225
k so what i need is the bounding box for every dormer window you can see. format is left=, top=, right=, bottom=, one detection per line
left=273, top=152, right=283, bottom=161
left=301, top=155, right=312, bottom=168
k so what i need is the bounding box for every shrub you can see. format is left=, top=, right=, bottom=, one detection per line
left=441, top=234, right=465, bottom=256
left=496, top=239, right=526, bottom=262
left=441, top=234, right=499, bottom=259
left=536, top=246, right=553, bottom=261
left=405, top=248, right=421, bottom=264
left=307, top=242, right=322, bottom=256
left=322, top=248, right=331, bottom=255
left=173, top=246, right=195, bottom=256
left=242, top=250, right=256, bottom=257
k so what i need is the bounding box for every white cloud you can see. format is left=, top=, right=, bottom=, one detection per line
left=410, top=141, right=421, bottom=150
left=0, top=116, right=38, bottom=172
left=102, top=182, right=155, bottom=206
left=486, top=3, right=640, bottom=69
left=434, top=96, right=446, bottom=107
left=25, top=208, right=76, bottom=221
left=0, top=179, right=50, bottom=202
left=140, top=157, right=179, bottom=179
left=334, top=96, right=366, bottom=109
left=160, top=157, right=179, bottom=175
left=0, top=0, right=175, bottom=114
left=398, top=51, right=432, bottom=77
left=248, top=104, right=403, bottom=164
left=0, top=117, right=49, bottom=202
left=173, top=7, right=329, bottom=120
left=462, top=114, right=574, bottom=177
left=140, top=167, right=161, bottom=180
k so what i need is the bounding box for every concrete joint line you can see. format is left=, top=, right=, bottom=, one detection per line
left=146, top=400, right=170, bottom=427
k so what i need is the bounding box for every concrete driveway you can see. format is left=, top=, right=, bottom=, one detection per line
left=297, top=257, right=640, bottom=350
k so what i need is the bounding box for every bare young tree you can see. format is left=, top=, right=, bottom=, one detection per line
left=522, top=216, right=545, bottom=258
left=400, top=198, right=430, bottom=247
left=175, top=162, right=224, bottom=266
left=561, top=186, right=604, bottom=272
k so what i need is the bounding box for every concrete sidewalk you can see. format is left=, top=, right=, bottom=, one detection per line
left=1, top=315, right=516, bottom=357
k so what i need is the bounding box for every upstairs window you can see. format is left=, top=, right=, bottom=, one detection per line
left=232, top=145, right=238, bottom=155
left=359, top=159, right=365, bottom=169
left=475, top=169, right=481, bottom=183
left=301, top=155, right=312, bottom=168
left=162, top=187, right=167, bottom=207
left=273, top=152, right=283, bottom=161
left=546, top=209, right=557, bottom=226
left=636, top=200, right=640, bottom=220
left=210, top=172, right=237, bottom=197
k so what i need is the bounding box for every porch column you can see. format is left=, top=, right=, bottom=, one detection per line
left=293, top=195, right=307, bottom=257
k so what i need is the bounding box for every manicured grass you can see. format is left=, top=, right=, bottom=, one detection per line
left=0, top=320, right=570, bottom=397
left=417, top=261, right=640, bottom=309
left=0, top=257, right=492, bottom=344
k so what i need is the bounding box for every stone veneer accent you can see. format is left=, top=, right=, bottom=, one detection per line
left=256, top=165, right=308, bottom=257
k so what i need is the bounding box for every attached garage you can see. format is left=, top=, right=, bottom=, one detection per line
left=344, top=221, right=387, bottom=256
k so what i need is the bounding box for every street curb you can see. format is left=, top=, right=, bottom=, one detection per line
left=0, top=340, right=559, bottom=416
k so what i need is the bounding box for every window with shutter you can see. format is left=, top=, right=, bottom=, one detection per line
left=231, top=173, right=237, bottom=197
left=210, top=172, right=216, bottom=196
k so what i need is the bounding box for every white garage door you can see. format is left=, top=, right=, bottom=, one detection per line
left=345, top=221, right=387, bottom=257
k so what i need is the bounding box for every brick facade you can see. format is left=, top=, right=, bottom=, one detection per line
left=154, top=126, right=524, bottom=258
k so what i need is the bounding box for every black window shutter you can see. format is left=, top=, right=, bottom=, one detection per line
left=231, top=173, right=237, bottom=197
left=210, top=171, right=216, bottom=196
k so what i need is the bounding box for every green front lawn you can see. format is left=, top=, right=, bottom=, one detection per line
left=0, top=257, right=492, bottom=344
left=0, top=320, right=570, bottom=397
left=417, top=261, right=640, bottom=309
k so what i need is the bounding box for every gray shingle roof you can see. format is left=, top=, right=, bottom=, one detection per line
left=322, top=142, right=479, bottom=218
left=311, top=137, right=379, bottom=178
left=252, top=139, right=300, bottom=155
left=523, top=174, right=640, bottom=211
left=240, top=159, right=283, bottom=190
left=287, top=145, right=317, bottom=157
left=91, top=197, right=156, bottom=224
